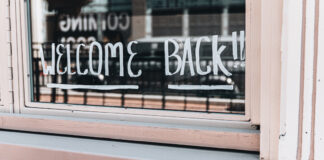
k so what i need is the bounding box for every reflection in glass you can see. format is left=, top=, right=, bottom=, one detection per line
left=29, top=0, right=246, bottom=114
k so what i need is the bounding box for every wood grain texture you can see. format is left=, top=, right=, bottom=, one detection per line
left=260, top=0, right=283, bottom=159
left=0, top=114, right=260, bottom=151
left=245, top=0, right=261, bottom=125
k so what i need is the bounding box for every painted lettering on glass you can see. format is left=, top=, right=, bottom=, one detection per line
left=38, top=31, right=245, bottom=91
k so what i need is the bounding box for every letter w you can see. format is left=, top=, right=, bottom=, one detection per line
left=38, top=43, right=55, bottom=75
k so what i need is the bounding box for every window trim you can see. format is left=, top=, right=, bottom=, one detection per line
left=0, top=129, right=259, bottom=160
left=0, top=0, right=12, bottom=112
left=0, top=113, right=260, bottom=151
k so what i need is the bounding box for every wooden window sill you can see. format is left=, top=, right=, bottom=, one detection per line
left=0, top=113, right=259, bottom=151
left=0, top=130, right=259, bottom=160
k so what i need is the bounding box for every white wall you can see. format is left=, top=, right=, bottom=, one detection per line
left=279, top=0, right=324, bottom=159
left=314, top=0, right=324, bottom=159
left=279, top=0, right=303, bottom=158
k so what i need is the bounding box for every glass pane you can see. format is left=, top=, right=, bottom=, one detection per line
left=28, top=0, right=246, bottom=114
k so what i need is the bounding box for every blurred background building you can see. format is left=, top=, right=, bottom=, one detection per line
left=29, top=0, right=246, bottom=113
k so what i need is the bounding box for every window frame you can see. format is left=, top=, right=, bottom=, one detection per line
left=4, top=0, right=265, bottom=152
left=0, top=0, right=12, bottom=112
left=20, top=0, right=258, bottom=123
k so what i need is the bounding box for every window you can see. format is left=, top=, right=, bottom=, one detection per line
left=25, top=0, right=251, bottom=120
left=2, top=0, right=262, bottom=152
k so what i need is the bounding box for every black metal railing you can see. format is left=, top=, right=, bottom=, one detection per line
left=31, top=42, right=245, bottom=113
